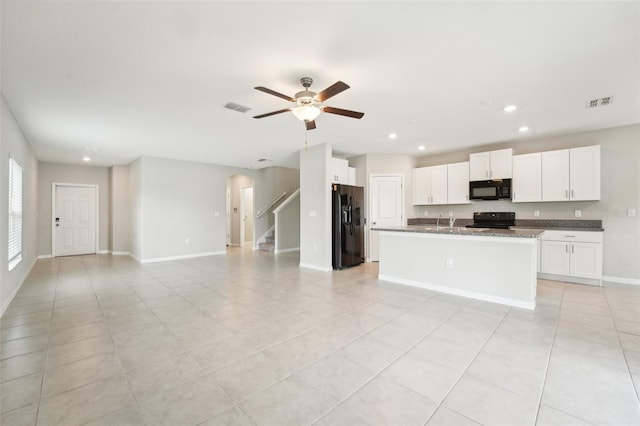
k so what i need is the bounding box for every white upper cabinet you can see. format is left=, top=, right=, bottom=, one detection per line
left=331, top=158, right=349, bottom=184
left=542, top=146, right=600, bottom=201
left=413, top=165, right=448, bottom=205
left=512, top=153, right=542, bottom=202
left=447, top=161, right=470, bottom=204
left=569, top=145, right=601, bottom=201
left=348, top=167, right=356, bottom=185
left=469, top=148, right=513, bottom=180
left=541, top=149, right=570, bottom=201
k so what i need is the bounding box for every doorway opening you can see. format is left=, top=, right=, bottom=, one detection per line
left=226, top=174, right=255, bottom=249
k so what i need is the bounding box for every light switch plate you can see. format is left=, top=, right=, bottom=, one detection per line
left=534, top=210, right=540, bottom=217
left=575, top=210, right=582, bottom=218
left=629, top=209, right=637, bottom=217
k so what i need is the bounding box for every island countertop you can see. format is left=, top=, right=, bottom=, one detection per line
left=372, top=225, right=545, bottom=238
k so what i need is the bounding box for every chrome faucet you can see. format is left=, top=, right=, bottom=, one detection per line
left=436, top=214, right=442, bottom=230
left=449, top=217, right=456, bottom=229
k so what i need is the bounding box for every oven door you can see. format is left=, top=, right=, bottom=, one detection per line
left=469, top=181, right=499, bottom=200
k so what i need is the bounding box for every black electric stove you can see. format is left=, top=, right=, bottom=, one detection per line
left=466, top=212, right=515, bottom=229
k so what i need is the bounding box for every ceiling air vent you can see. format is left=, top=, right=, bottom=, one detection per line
left=256, top=158, right=272, bottom=163
left=224, top=102, right=251, bottom=113
left=585, top=96, right=613, bottom=109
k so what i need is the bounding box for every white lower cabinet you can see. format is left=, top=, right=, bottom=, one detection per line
left=539, top=230, right=602, bottom=281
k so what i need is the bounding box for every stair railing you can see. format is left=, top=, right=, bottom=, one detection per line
left=256, top=192, right=287, bottom=219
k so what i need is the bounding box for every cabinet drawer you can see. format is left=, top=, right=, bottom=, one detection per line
left=540, top=230, right=603, bottom=243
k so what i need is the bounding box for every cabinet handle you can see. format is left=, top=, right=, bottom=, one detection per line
left=565, top=244, right=568, bottom=253
left=513, top=192, right=515, bottom=201
left=571, top=244, right=574, bottom=254
left=571, top=189, right=575, bottom=199
left=490, top=170, right=493, bottom=178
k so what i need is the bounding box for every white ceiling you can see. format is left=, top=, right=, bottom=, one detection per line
left=2, top=1, right=639, bottom=169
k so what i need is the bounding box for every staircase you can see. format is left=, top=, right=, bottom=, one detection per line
left=258, top=229, right=275, bottom=252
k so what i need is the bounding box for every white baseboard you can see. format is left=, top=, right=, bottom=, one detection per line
left=1, top=256, right=38, bottom=317
left=537, top=272, right=601, bottom=286
left=37, top=254, right=52, bottom=259
left=378, top=274, right=536, bottom=311
left=299, top=262, right=332, bottom=272
left=97, top=250, right=110, bottom=254
left=275, top=247, right=300, bottom=254
left=139, top=251, right=226, bottom=264
left=111, top=251, right=130, bottom=256
left=602, top=275, right=640, bottom=286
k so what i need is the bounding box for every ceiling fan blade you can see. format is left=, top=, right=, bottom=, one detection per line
left=253, top=108, right=291, bottom=119
left=254, top=86, right=295, bottom=102
left=305, top=120, right=316, bottom=130
left=316, top=81, right=350, bottom=102
left=323, top=106, right=364, bottom=119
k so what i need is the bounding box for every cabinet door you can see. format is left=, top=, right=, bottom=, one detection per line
left=540, top=240, right=571, bottom=275
left=413, top=168, right=431, bottom=205
left=447, top=162, right=470, bottom=204
left=430, top=165, right=448, bottom=205
left=570, top=145, right=600, bottom=201
left=331, top=158, right=349, bottom=184
left=489, top=148, right=513, bottom=179
left=571, top=242, right=602, bottom=279
left=541, top=149, right=570, bottom=201
left=469, top=152, right=491, bottom=181
left=512, top=153, right=541, bottom=202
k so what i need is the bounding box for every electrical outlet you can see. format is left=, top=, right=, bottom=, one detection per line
left=446, top=258, right=453, bottom=269
left=629, top=209, right=637, bottom=217
left=533, top=210, right=540, bottom=217
left=309, top=210, right=317, bottom=217
left=574, top=210, right=582, bottom=218
left=214, top=211, right=220, bottom=217
left=424, top=210, right=429, bottom=217
left=185, top=238, right=190, bottom=244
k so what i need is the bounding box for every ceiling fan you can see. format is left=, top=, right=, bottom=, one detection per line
left=253, top=77, right=364, bottom=130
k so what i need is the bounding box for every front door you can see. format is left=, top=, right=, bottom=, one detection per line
left=54, top=185, right=97, bottom=256
left=369, top=174, right=403, bottom=261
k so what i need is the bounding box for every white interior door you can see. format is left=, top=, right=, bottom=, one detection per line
left=240, top=186, right=254, bottom=247
left=369, top=175, right=403, bottom=262
left=54, top=185, right=97, bottom=256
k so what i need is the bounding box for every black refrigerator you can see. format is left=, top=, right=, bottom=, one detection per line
left=332, top=184, right=364, bottom=270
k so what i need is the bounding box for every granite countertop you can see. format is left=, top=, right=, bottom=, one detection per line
left=406, top=218, right=604, bottom=232
left=373, top=225, right=545, bottom=238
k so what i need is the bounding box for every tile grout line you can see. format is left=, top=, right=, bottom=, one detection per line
left=604, top=286, right=640, bottom=403
left=532, top=282, right=564, bottom=426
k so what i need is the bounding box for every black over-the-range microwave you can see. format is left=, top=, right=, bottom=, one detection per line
left=469, top=179, right=512, bottom=200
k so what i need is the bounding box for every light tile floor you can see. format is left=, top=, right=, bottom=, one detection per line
left=1, top=249, right=639, bottom=426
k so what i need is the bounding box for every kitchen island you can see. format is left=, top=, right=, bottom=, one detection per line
left=373, top=225, right=544, bottom=310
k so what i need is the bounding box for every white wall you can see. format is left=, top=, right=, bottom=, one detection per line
left=132, top=156, right=253, bottom=262
left=299, top=143, right=332, bottom=271
left=110, top=165, right=130, bottom=254
left=414, top=124, right=640, bottom=282
left=37, top=162, right=111, bottom=255
left=275, top=192, right=300, bottom=252
left=1, top=95, right=38, bottom=315
left=129, top=158, right=143, bottom=260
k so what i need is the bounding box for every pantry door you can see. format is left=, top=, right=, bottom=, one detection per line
left=53, top=184, right=98, bottom=256
left=369, top=174, right=404, bottom=262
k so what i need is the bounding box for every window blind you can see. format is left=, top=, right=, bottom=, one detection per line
left=8, top=157, right=23, bottom=270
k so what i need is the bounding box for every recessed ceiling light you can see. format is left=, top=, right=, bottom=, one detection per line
left=82, top=156, right=91, bottom=162
left=518, top=126, right=529, bottom=132
left=388, top=133, right=397, bottom=140
left=418, top=145, right=426, bottom=151
left=504, top=105, right=517, bottom=112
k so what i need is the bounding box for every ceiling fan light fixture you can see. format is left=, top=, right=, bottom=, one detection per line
left=292, top=105, right=322, bottom=122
